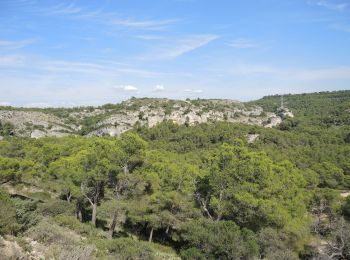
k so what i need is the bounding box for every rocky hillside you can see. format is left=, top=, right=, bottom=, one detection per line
left=0, top=97, right=288, bottom=138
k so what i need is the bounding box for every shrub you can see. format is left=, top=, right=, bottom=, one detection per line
left=54, top=215, right=97, bottom=237
left=180, top=219, right=259, bottom=259
left=13, top=198, right=39, bottom=232
left=95, top=238, right=155, bottom=259
left=37, top=200, right=75, bottom=217
left=0, top=189, right=19, bottom=235
left=25, top=220, right=80, bottom=245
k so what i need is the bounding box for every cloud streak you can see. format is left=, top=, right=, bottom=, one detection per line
left=228, top=63, right=350, bottom=80
left=316, top=0, right=348, bottom=11
left=0, top=39, right=36, bottom=49
left=112, top=18, right=177, bottom=30
left=184, top=88, right=203, bottom=93
left=144, top=34, right=218, bottom=60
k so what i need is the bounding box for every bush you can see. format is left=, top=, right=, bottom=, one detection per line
left=180, top=219, right=259, bottom=259
left=13, top=198, right=39, bottom=232
left=37, top=200, right=75, bottom=217
left=25, top=219, right=80, bottom=245
left=95, top=238, right=155, bottom=259
left=0, top=189, right=19, bottom=235
left=54, top=215, right=97, bottom=237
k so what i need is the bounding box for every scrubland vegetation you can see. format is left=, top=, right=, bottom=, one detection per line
left=1, top=91, right=350, bottom=259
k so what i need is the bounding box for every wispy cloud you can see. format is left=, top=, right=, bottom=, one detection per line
left=144, top=34, right=218, bottom=60
left=0, top=55, right=26, bottom=67
left=112, top=18, right=177, bottom=30
left=23, top=2, right=177, bottom=31
left=44, top=3, right=82, bottom=16
left=316, top=0, right=348, bottom=11
left=184, top=88, right=203, bottom=93
left=0, top=55, right=161, bottom=78
left=135, top=35, right=164, bottom=41
left=225, top=62, right=350, bottom=80
left=227, top=38, right=256, bottom=49
left=0, top=39, right=36, bottom=49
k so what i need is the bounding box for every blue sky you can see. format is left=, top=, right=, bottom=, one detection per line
left=0, top=0, right=350, bottom=107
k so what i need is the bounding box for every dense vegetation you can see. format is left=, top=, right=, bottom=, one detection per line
left=1, top=91, right=350, bottom=259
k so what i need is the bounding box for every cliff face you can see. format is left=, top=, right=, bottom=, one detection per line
left=0, top=98, right=288, bottom=138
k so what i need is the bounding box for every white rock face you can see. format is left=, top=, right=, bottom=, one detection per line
left=0, top=98, right=286, bottom=138
left=0, top=110, right=76, bottom=137
left=264, top=116, right=282, bottom=128
left=247, top=134, right=260, bottom=143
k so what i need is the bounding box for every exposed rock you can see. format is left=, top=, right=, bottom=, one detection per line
left=0, top=235, right=27, bottom=259
left=247, top=134, right=260, bottom=143
left=340, top=191, right=350, bottom=198
left=278, top=108, right=294, bottom=118
left=0, top=110, right=76, bottom=137
left=0, top=98, right=286, bottom=138
left=264, top=116, right=282, bottom=128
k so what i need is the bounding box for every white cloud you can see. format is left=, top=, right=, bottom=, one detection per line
left=0, top=55, right=160, bottom=78
left=184, top=88, right=203, bottom=93
left=135, top=35, right=163, bottom=40
left=145, top=34, right=218, bottom=60
left=0, top=39, right=36, bottom=49
left=40, top=3, right=82, bottom=16
left=114, top=85, right=138, bottom=91
left=227, top=38, right=256, bottom=49
left=153, top=85, right=165, bottom=92
left=316, top=0, right=348, bottom=11
left=0, top=55, right=26, bottom=67
left=112, top=18, right=177, bottom=30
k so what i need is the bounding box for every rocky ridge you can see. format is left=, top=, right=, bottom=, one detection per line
left=0, top=98, right=290, bottom=138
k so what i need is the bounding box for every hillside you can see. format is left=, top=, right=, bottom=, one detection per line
left=0, top=97, right=287, bottom=139
left=1, top=90, right=350, bottom=259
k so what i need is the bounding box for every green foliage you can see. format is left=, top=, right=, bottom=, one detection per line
left=343, top=197, right=350, bottom=219
left=54, top=215, right=97, bottom=236
left=38, top=200, right=75, bottom=217
left=200, top=143, right=308, bottom=232
left=0, top=157, right=34, bottom=184
left=95, top=238, right=156, bottom=259
left=0, top=189, right=19, bottom=235
left=1, top=91, right=350, bottom=258
left=180, top=219, right=258, bottom=259
left=13, top=198, right=39, bottom=232
left=0, top=121, right=14, bottom=136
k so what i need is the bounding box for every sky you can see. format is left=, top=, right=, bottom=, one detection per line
left=0, top=0, right=350, bottom=107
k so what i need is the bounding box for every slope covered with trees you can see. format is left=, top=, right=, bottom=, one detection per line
left=1, top=90, right=350, bottom=259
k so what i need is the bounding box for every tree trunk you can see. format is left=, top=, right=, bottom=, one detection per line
left=123, top=164, right=129, bottom=174
left=77, top=210, right=83, bottom=222
left=66, top=192, right=72, bottom=203
left=91, top=202, right=97, bottom=226
left=149, top=227, right=154, bottom=242
left=165, top=225, right=170, bottom=234
left=109, top=211, right=118, bottom=239
left=75, top=199, right=83, bottom=222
